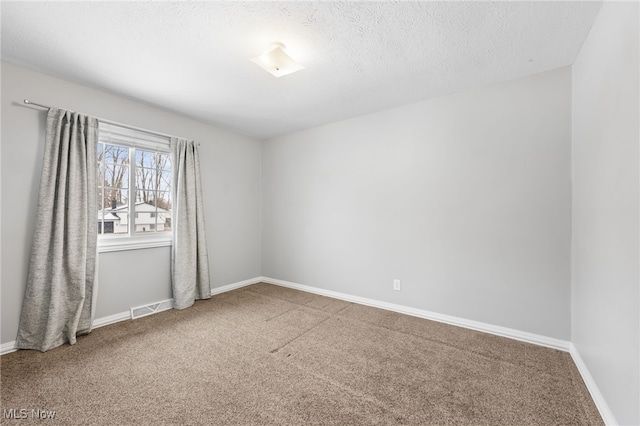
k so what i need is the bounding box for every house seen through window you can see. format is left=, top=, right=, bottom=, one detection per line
left=97, top=123, right=172, bottom=244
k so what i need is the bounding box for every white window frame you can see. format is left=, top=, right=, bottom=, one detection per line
left=97, top=123, right=173, bottom=253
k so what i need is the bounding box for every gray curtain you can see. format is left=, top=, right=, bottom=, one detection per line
left=171, top=137, right=211, bottom=309
left=16, top=108, right=98, bottom=352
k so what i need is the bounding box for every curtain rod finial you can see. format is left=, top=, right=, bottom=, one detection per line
left=22, top=99, right=49, bottom=110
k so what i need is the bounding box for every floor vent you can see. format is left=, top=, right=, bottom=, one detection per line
left=130, top=299, right=173, bottom=320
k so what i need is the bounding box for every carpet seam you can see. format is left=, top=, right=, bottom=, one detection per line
left=264, top=308, right=298, bottom=322
left=242, top=284, right=349, bottom=315
left=243, top=285, right=563, bottom=378
left=268, top=314, right=333, bottom=354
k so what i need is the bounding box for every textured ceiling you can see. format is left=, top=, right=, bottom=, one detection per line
left=2, top=1, right=602, bottom=140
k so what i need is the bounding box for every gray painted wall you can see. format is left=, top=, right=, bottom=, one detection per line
left=262, top=67, right=572, bottom=339
left=2, top=10, right=638, bottom=421
left=1, top=62, right=262, bottom=344
left=571, top=2, right=640, bottom=425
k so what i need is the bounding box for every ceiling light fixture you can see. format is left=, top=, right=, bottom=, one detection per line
left=251, top=42, right=304, bottom=78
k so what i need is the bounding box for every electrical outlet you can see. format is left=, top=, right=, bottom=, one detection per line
left=393, top=279, right=401, bottom=291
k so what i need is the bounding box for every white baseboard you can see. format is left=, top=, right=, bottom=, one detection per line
left=1, top=341, right=17, bottom=356
left=569, top=343, right=617, bottom=426
left=211, top=276, right=263, bottom=295
left=92, top=311, right=131, bottom=329
left=1, top=311, right=132, bottom=356
left=259, top=276, right=571, bottom=352
left=0, top=276, right=263, bottom=356
left=0, top=276, right=573, bottom=354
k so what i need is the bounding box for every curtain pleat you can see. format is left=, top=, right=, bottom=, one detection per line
left=16, top=108, right=98, bottom=352
left=171, top=138, right=211, bottom=309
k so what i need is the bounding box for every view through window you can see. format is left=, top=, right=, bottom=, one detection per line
left=97, top=124, right=172, bottom=241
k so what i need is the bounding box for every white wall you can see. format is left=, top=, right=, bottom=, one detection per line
left=1, top=62, right=262, bottom=344
left=571, top=2, right=640, bottom=425
left=262, top=67, right=572, bottom=339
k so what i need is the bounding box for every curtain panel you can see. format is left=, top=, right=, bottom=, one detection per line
left=16, top=108, right=98, bottom=352
left=171, top=137, right=211, bottom=309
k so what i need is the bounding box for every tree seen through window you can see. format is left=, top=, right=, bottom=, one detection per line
left=97, top=142, right=172, bottom=236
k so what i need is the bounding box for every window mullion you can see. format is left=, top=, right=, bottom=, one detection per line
left=129, top=147, right=135, bottom=237
left=155, top=153, right=159, bottom=232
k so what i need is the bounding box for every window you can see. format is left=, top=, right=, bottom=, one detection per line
left=97, top=123, right=172, bottom=252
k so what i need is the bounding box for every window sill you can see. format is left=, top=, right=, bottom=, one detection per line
left=98, top=236, right=172, bottom=253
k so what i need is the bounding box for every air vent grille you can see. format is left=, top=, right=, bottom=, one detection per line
left=130, top=299, right=173, bottom=320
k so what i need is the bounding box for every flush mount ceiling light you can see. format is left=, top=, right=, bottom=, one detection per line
left=251, top=42, right=304, bottom=78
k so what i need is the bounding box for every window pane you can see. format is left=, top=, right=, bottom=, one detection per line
left=104, top=166, right=129, bottom=189
left=134, top=202, right=156, bottom=233
left=158, top=153, right=171, bottom=171
left=98, top=207, right=128, bottom=234
left=155, top=191, right=172, bottom=212
left=135, top=188, right=156, bottom=205
left=97, top=132, right=172, bottom=241
left=136, top=166, right=157, bottom=195
left=157, top=191, right=171, bottom=233
left=135, top=150, right=152, bottom=168
left=110, top=210, right=129, bottom=235
left=158, top=214, right=171, bottom=233
left=103, top=222, right=114, bottom=234
left=101, top=189, right=129, bottom=210
left=98, top=218, right=117, bottom=235
left=103, top=144, right=129, bottom=165
left=158, top=170, right=171, bottom=192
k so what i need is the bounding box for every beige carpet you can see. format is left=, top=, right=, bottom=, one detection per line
left=1, top=283, right=602, bottom=425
